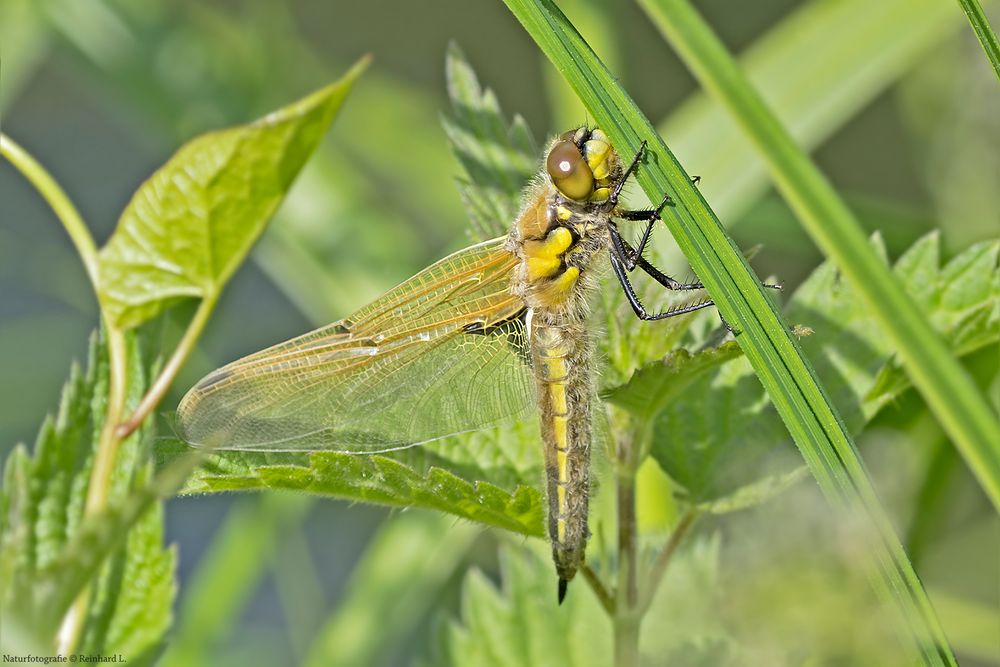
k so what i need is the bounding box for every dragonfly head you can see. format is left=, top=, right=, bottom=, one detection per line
left=546, top=127, right=620, bottom=203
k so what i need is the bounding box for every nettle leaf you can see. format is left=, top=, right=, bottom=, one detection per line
left=443, top=42, right=538, bottom=240
left=427, top=545, right=612, bottom=667
left=160, top=419, right=546, bottom=538
left=0, top=344, right=96, bottom=617
left=694, top=467, right=808, bottom=515
left=603, top=341, right=743, bottom=423
left=97, top=59, right=368, bottom=329
left=649, top=232, right=999, bottom=502
left=428, top=538, right=729, bottom=667
left=0, top=332, right=179, bottom=659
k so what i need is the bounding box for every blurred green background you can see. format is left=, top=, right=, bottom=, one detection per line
left=2, top=0, right=997, bottom=665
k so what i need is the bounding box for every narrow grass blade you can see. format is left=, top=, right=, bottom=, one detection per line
left=657, top=0, right=960, bottom=221
left=955, top=0, right=1000, bottom=81
left=642, top=0, right=1000, bottom=513
left=500, top=0, right=957, bottom=663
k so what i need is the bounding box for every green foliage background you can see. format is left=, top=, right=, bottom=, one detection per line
left=1, top=1, right=998, bottom=666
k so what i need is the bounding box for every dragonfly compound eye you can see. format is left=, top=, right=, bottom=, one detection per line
left=546, top=140, right=595, bottom=201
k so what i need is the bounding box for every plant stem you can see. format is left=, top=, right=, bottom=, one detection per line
left=58, top=326, right=128, bottom=653
left=0, top=133, right=100, bottom=289
left=580, top=564, right=615, bottom=614
left=614, top=471, right=640, bottom=667
left=117, top=291, right=218, bottom=438
left=0, top=133, right=132, bottom=653
left=640, top=509, right=697, bottom=614
left=85, top=327, right=129, bottom=513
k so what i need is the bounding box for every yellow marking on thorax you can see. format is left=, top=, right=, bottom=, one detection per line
left=536, top=266, right=580, bottom=306
left=524, top=227, right=573, bottom=281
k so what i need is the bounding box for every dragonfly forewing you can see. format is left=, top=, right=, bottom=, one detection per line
left=177, top=238, right=535, bottom=452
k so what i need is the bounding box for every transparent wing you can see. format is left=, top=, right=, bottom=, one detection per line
left=176, top=237, right=534, bottom=452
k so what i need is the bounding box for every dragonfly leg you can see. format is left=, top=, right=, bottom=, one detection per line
left=608, top=141, right=646, bottom=207
left=608, top=225, right=704, bottom=290
left=609, top=249, right=716, bottom=321
left=615, top=193, right=672, bottom=270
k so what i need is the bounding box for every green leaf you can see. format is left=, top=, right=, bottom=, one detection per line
left=429, top=545, right=612, bottom=667
left=0, top=331, right=181, bottom=658
left=602, top=341, right=743, bottom=423
left=649, top=234, right=998, bottom=503
left=694, top=467, right=808, bottom=515
left=640, top=0, right=1000, bottom=516
left=97, top=58, right=368, bottom=329
left=31, top=444, right=200, bottom=635
left=443, top=42, right=538, bottom=240
left=161, top=423, right=546, bottom=538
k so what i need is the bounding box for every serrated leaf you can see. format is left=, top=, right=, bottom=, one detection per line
left=443, top=43, right=538, bottom=239
left=603, top=341, right=743, bottom=422
left=31, top=445, right=199, bottom=633
left=694, top=466, right=808, bottom=515
left=431, top=546, right=612, bottom=667
left=0, top=331, right=181, bottom=657
left=97, top=59, right=368, bottom=329
left=650, top=233, right=999, bottom=503
left=161, top=412, right=546, bottom=537
left=164, top=435, right=545, bottom=537
left=0, top=334, right=100, bottom=622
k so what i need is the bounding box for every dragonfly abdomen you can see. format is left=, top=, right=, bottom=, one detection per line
left=530, top=317, right=592, bottom=596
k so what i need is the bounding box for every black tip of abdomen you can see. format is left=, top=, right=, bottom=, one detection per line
left=557, top=578, right=569, bottom=604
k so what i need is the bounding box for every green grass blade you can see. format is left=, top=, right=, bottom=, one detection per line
left=955, top=0, right=1000, bottom=81
left=500, top=0, right=957, bottom=663
left=657, top=0, right=959, bottom=222
left=642, top=0, right=1000, bottom=513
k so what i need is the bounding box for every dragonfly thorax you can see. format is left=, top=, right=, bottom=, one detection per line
left=508, top=127, right=622, bottom=315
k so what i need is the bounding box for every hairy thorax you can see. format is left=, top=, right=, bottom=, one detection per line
left=506, top=182, right=612, bottom=322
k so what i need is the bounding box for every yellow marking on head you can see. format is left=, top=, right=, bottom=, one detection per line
left=549, top=382, right=568, bottom=415
left=584, top=138, right=611, bottom=180
left=553, top=415, right=569, bottom=452
left=590, top=187, right=611, bottom=203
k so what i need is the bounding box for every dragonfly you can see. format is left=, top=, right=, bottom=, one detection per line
left=177, top=127, right=743, bottom=603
